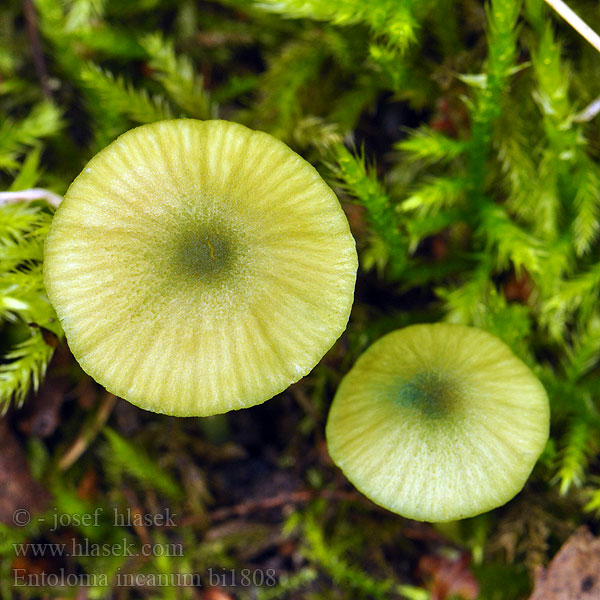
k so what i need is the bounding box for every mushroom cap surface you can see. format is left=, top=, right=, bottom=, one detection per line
left=44, top=119, right=357, bottom=416
left=326, top=323, right=550, bottom=522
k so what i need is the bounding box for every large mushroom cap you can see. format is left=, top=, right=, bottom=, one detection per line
left=44, top=119, right=357, bottom=416
left=326, top=323, right=550, bottom=522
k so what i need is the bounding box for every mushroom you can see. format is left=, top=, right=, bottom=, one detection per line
left=44, top=119, right=357, bottom=416
left=326, top=323, right=550, bottom=522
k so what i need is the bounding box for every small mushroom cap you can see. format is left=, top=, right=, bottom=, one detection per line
left=44, top=119, right=357, bottom=416
left=326, top=323, right=550, bottom=522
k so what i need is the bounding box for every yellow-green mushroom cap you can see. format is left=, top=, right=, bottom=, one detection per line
left=44, top=119, right=357, bottom=416
left=326, top=323, right=549, bottom=522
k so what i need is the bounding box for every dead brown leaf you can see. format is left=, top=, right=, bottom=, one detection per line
left=16, top=343, right=71, bottom=438
left=17, top=373, right=67, bottom=437
left=529, top=527, right=600, bottom=599
left=0, top=419, right=50, bottom=525
left=504, top=268, right=534, bottom=304
left=418, top=552, right=479, bottom=600
left=201, top=587, right=234, bottom=600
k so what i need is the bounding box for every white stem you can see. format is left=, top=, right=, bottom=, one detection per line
left=0, top=188, right=62, bottom=208
left=573, top=95, right=600, bottom=122
left=544, top=0, right=600, bottom=54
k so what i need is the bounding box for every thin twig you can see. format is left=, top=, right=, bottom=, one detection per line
left=22, top=0, right=52, bottom=99
left=122, top=488, right=154, bottom=547
left=544, top=0, right=600, bottom=53
left=59, top=393, right=117, bottom=471
left=0, top=188, right=62, bottom=208
left=207, top=488, right=364, bottom=523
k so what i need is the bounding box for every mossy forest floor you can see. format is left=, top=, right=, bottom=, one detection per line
left=2, top=0, right=600, bottom=598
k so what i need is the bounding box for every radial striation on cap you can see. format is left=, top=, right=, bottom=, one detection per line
left=326, top=323, right=550, bottom=522
left=44, top=119, right=358, bottom=416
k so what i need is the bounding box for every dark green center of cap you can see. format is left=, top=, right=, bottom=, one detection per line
left=180, top=232, right=228, bottom=274
left=171, top=224, right=235, bottom=283
left=395, top=370, right=461, bottom=420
